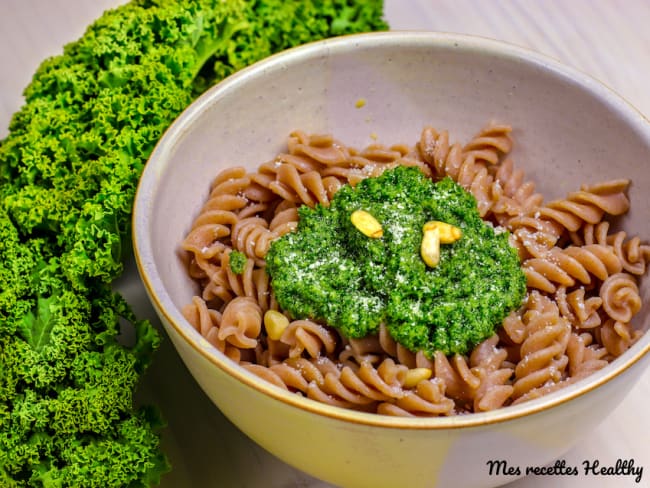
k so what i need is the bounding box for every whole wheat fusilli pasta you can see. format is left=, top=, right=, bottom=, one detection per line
left=181, top=123, right=648, bottom=416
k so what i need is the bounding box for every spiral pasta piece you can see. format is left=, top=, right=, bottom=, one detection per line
left=253, top=162, right=329, bottom=207
left=572, top=221, right=650, bottom=276
left=220, top=250, right=275, bottom=312
left=501, top=293, right=571, bottom=400
left=182, top=296, right=242, bottom=362
left=473, top=367, right=514, bottom=412
left=268, top=201, right=299, bottom=234
left=462, top=123, right=513, bottom=165
left=523, top=244, right=622, bottom=293
left=418, top=127, right=463, bottom=177
left=339, top=335, right=385, bottom=367
left=319, top=359, right=406, bottom=406
left=218, top=296, right=263, bottom=349
left=566, top=332, right=609, bottom=377
left=287, top=130, right=352, bottom=165
left=491, top=157, right=544, bottom=222
left=230, top=216, right=274, bottom=265
left=264, top=357, right=404, bottom=410
left=182, top=295, right=220, bottom=339
left=244, top=356, right=339, bottom=393
left=505, top=216, right=565, bottom=260
left=380, top=378, right=455, bottom=417
left=433, top=351, right=481, bottom=402
left=279, top=319, right=338, bottom=359
left=271, top=358, right=327, bottom=391
left=195, top=258, right=235, bottom=304
left=513, top=331, right=608, bottom=405
left=506, top=181, right=630, bottom=261
left=241, top=364, right=290, bottom=390
left=254, top=336, right=290, bottom=367
left=183, top=167, right=264, bottom=264
left=608, top=232, right=650, bottom=275
left=182, top=217, right=232, bottom=260
left=468, top=335, right=515, bottom=411
left=531, top=180, right=630, bottom=234
left=201, top=167, right=252, bottom=209
left=191, top=246, right=273, bottom=309
left=599, top=272, right=642, bottom=323
left=555, top=286, right=602, bottom=329
left=599, top=318, right=641, bottom=357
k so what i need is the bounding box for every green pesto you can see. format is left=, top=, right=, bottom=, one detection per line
left=229, top=250, right=248, bottom=275
left=266, top=166, right=527, bottom=356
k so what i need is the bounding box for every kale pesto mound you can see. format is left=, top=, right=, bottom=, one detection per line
left=265, top=166, right=527, bottom=355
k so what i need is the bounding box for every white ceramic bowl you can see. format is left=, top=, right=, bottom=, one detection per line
left=133, top=31, right=650, bottom=488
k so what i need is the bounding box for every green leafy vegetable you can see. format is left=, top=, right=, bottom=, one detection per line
left=0, top=0, right=387, bottom=486
left=266, top=167, right=527, bottom=355
left=19, top=295, right=57, bottom=353
left=228, top=250, right=248, bottom=275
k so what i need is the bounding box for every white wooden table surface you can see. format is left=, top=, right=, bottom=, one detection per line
left=2, top=1, right=649, bottom=487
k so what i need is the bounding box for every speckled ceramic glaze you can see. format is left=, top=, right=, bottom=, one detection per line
left=133, top=32, right=650, bottom=488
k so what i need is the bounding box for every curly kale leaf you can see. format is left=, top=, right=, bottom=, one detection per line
left=0, top=262, right=164, bottom=486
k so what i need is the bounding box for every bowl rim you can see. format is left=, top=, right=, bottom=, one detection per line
left=133, top=30, right=650, bottom=430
